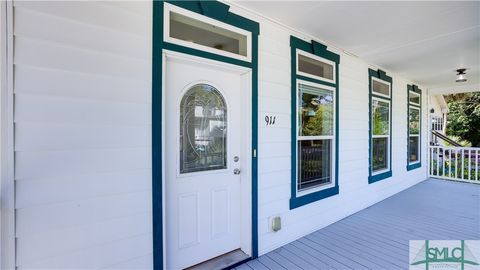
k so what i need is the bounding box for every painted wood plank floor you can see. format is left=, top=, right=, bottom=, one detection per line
left=236, top=179, right=480, bottom=270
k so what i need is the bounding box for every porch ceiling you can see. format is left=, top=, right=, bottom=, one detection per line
left=234, top=1, right=480, bottom=91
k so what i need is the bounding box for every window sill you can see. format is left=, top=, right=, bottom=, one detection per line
left=368, top=170, right=392, bottom=184
left=290, top=185, right=339, bottom=209
left=407, top=162, right=421, bottom=171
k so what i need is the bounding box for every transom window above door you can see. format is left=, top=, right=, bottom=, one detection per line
left=164, top=3, right=252, bottom=62
left=179, top=84, right=227, bottom=174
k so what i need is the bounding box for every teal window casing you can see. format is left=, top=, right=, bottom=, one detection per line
left=407, top=84, right=422, bottom=171
left=290, top=36, right=340, bottom=209
left=152, top=1, right=260, bottom=268
left=368, top=69, right=393, bottom=184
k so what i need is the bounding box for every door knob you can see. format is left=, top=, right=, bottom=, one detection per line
left=233, top=168, right=241, bottom=175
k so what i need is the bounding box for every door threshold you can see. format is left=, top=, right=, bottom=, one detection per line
left=186, top=249, right=250, bottom=270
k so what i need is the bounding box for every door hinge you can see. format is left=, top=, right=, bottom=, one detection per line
left=253, top=149, right=257, bottom=158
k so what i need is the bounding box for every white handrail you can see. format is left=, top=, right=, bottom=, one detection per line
left=429, top=145, right=480, bottom=183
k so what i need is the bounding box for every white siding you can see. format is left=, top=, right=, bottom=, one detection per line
left=11, top=1, right=430, bottom=268
left=13, top=1, right=152, bottom=269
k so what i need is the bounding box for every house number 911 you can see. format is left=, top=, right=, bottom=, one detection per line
left=265, top=115, right=276, bottom=126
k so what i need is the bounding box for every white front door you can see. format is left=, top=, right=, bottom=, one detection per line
left=165, top=53, right=248, bottom=269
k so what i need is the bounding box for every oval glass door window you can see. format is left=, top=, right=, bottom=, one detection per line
left=180, top=84, right=227, bottom=174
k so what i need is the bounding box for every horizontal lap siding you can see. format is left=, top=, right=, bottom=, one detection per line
left=227, top=6, right=428, bottom=255
left=13, top=1, right=152, bottom=269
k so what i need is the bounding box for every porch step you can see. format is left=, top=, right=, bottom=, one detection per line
left=186, top=249, right=250, bottom=270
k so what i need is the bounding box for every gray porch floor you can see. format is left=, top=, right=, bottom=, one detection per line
left=236, top=179, right=480, bottom=270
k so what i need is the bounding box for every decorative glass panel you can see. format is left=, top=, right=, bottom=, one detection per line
left=372, top=137, right=388, bottom=172
left=409, top=136, right=419, bottom=162
left=409, top=107, right=420, bottom=135
left=298, top=54, right=334, bottom=81
left=180, top=84, right=227, bottom=174
left=372, top=99, right=390, bottom=135
left=409, top=91, right=420, bottom=105
left=372, top=79, right=390, bottom=97
left=298, top=139, right=331, bottom=191
left=298, top=84, right=334, bottom=136
left=170, top=11, right=247, bottom=57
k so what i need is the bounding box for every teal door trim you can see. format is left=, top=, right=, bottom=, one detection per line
left=289, top=36, right=340, bottom=209
left=368, top=69, right=393, bottom=184
left=152, top=1, right=259, bottom=269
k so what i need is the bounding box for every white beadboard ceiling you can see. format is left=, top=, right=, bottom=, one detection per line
left=236, top=1, right=479, bottom=90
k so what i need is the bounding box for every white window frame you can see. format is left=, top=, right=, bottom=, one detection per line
left=409, top=91, right=421, bottom=106
left=164, top=3, right=252, bottom=62
left=295, top=79, right=336, bottom=196
left=371, top=77, right=391, bottom=99
left=371, top=97, right=391, bottom=175
left=296, top=49, right=336, bottom=85
left=408, top=106, right=421, bottom=165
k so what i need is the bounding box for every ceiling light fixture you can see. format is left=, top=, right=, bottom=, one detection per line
left=456, top=68, right=467, bottom=83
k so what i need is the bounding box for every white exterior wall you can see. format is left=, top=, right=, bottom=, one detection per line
left=9, top=1, right=429, bottom=268
left=12, top=2, right=153, bottom=269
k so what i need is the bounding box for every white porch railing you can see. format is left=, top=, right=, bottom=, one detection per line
left=429, top=146, right=480, bottom=183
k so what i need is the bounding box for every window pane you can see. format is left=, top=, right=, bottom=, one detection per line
left=298, top=140, right=332, bottom=191
left=409, top=107, right=420, bottom=135
left=372, top=79, right=390, bottom=96
left=409, top=92, right=420, bottom=105
left=298, top=84, right=334, bottom=136
left=298, top=54, right=334, bottom=81
left=372, top=137, right=388, bottom=172
left=180, top=84, right=227, bottom=173
left=170, top=11, right=247, bottom=56
left=372, top=99, right=390, bottom=135
left=409, top=136, right=419, bottom=162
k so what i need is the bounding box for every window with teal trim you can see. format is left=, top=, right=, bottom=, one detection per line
left=368, top=69, right=393, bottom=183
left=407, top=85, right=422, bottom=171
left=290, top=36, right=340, bottom=209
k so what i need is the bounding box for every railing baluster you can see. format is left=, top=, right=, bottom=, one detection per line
left=468, top=149, right=471, bottom=181
left=437, top=147, right=440, bottom=176
left=448, top=148, right=452, bottom=177
left=476, top=149, right=479, bottom=181
left=442, top=148, right=446, bottom=177
left=461, top=149, right=464, bottom=180
left=454, top=149, right=458, bottom=179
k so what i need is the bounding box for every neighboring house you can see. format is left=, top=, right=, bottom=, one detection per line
left=429, top=95, right=449, bottom=145
left=0, top=1, right=478, bottom=270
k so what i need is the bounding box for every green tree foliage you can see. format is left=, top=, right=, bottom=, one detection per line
left=445, top=92, right=480, bottom=147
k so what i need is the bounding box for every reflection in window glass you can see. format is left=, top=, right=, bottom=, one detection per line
left=372, top=99, right=390, bottom=135
left=372, top=137, right=388, bottom=172
left=372, top=79, right=390, bottom=97
left=180, top=84, right=227, bottom=173
left=298, top=140, right=331, bottom=191
left=409, top=136, right=419, bottom=162
left=409, top=92, right=420, bottom=105
left=409, top=108, right=420, bottom=134
left=298, top=54, right=334, bottom=81
left=170, top=11, right=247, bottom=57
left=298, top=84, right=334, bottom=136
